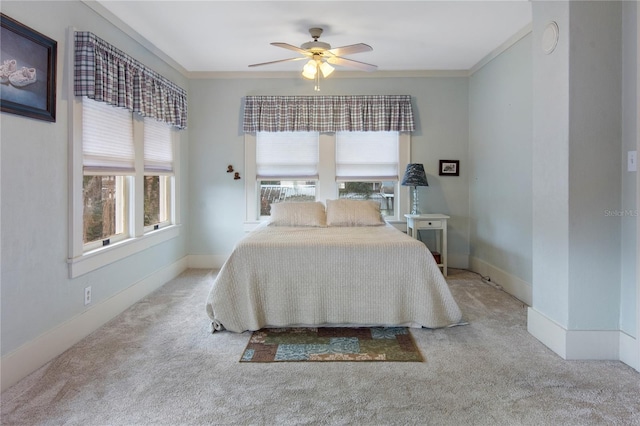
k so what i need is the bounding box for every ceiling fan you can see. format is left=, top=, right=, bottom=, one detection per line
left=248, top=28, right=377, bottom=90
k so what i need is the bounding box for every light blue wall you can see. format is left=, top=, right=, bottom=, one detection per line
left=532, top=1, right=624, bottom=331
left=531, top=2, right=572, bottom=327
left=0, top=1, right=189, bottom=357
left=468, top=34, right=533, bottom=285
left=187, top=76, right=470, bottom=266
left=567, top=1, right=622, bottom=330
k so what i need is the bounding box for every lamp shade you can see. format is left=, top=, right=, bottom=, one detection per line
left=401, top=163, right=429, bottom=187
left=302, top=60, right=317, bottom=79
left=319, top=61, right=334, bottom=78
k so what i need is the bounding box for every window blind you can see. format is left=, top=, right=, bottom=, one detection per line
left=336, top=131, right=399, bottom=181
left=256, top=132, right=319, bottom=179
left=82, top=98, right=135, bottom=173
left=144, top=117, right=173, bottom=174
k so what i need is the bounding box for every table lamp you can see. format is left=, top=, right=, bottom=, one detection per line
left=401, top=163, right=429, bottom=215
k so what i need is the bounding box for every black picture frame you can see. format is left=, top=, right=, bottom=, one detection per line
left=439, top=160, right=459, bottom=176
left=0, top=13, right=57, bottom=122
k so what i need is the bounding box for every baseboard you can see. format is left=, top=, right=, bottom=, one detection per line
left=187, top=254, right=227, bottom=269
left=527, top=307, right=629, bottom=362
left=469, top=256, right=532, bottom=305
left=0, top=257, right=188, bottom=392
left=565, top=329, right=620, bottom=360
left=527, top=307, right=568, bottom=358
left=619, top=331, right=639, bottom=371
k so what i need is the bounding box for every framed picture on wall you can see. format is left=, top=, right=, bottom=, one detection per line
left=439, top=160, right=459, bottom=176
left=0, top=13, right=57, bottom=122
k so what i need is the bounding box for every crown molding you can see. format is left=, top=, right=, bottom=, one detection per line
left=187, top=69, right=470, bottom=79
left=469, top=22, right=532, bottom=76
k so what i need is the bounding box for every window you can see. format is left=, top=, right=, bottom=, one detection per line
left=242, top=95, right=413, bottom=224
left=143, top=176, right=171, bottom=228
left=260, top=181, right=316, bottom=216
left=336, top=131, right=399, bottom=217
left=338, top=181, right=397, bottom=217
left=70, top=30, right=185, bottom=278
left=83, top=175, right=126, bottom=246
left=143, top=117, right=173, bottom=231
left=80, top=99, right=175, bottom=245
left=69, top=97, right=180, bottom=278
left=81, top=98, right=134, bottom=250
left=245, top=131, right=409, bottom=222
left=256, top=132, right=318, bottom=216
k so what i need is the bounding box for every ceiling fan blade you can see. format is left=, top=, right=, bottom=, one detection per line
left=270, top=42, right=312, bottom=56
left=327, top=56, right=378, bottom=72
left=327, top=43, right=373, bottom=57
left=248, top=57, right=308, bottom=68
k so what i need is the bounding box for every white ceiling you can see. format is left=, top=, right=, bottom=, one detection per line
left=93, top=0, right=532, bottom=74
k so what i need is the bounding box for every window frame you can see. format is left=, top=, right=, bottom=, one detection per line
left=244, top=132, right=410, bottom=224
left=68, top=96, right=181, bottom=279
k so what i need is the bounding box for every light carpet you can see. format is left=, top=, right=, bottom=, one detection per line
left=1, top=269, right=639, bottom=425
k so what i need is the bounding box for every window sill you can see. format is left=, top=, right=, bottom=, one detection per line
left=244, top=221, right=265, bottom=232
left=67, top=224, right=181, bottom=278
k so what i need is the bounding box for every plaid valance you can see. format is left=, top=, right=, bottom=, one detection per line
left=74, top=32, right=187, bottom=129
left=243, top=95, right=415, bottom=133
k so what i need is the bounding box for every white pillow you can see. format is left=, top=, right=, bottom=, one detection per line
left=325, top=199, right=385, bottom=227
left=268, top=201, right=327, bottom=227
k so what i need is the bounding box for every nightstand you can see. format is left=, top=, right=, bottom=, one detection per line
left=404, top=214, right=450, bottom=276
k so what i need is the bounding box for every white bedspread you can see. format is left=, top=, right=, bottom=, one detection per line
left=206, top=223, right=463, bottom=332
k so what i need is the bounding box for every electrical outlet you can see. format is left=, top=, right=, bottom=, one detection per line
left=84, top=286, right=92, bottom=305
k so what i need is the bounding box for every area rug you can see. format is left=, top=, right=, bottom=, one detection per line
left=240, top=327, right=423, bottom=362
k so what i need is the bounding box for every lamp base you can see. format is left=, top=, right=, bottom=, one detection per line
left=411, top=186, right=420, bottom=215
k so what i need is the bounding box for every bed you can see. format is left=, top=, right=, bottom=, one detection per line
left=206, top=199, right=463, bottom=333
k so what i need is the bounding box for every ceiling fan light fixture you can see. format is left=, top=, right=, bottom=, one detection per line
left=248, top=27, right=377, bottom=89
left=319, top=61, right=334, bottom=78
left=302, top=60, right=317, bottom=79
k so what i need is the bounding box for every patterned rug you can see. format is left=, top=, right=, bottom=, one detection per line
left=240, top=327, right=423, bottom=362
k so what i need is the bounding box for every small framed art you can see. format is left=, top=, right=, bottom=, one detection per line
left=439, top=160, right=459, bottom=176
left=0, top=13, right=57, bottom=122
